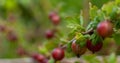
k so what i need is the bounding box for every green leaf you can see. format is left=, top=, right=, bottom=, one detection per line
left=67, top=30, right=76, bottom=40
left=113, top=32, right=120, bottom=45
left=115, top=21, right=120, bottom=30
left=66, top=50, right=75, bottom=58
left=65, top=16, right=80, bottom=25
left=75, top=33, right=84, bottom=40
left=18, top=0, right=31, bottom=7
left=115, top=0, right=120, bottom=5
left=79, top=41, right=86, bottom=47
left=107, top=53, right=117, bottom=63
left=38, top=46, right=48, bottom=55
left=4, top=0, right=17, bottom=10
left=48, top=58, right=55, bottom=63
left=102, top=2, right=116, bottom=15
left=67, top=25, right=84, bottom=40
left=90, top=0, right=110, bottom=8
left=90, top=5, right=98, bottom=20
left=67, top=24, right=79, bottom=29
left=0, top=0, right=5, bottom=6
left=66, top=41, right=72, bottom=52
left=90, top=31, right=103, bottom=45
left=83, top=55, right=101, bottom=63
left=75, top=33, right=86, bottom=47
left=87, top=16, right=102, bottom=30
left=109, top=6, right=118, bottom=20
left=86, top=22, right=93, bottom=31
left=89, top=4, right=104, bottom=21
left=80, top=14, right=84, bottom=26
left=45, top=41, right=58, bottom=51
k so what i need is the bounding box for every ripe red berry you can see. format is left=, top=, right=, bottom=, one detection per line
left=49, top=12, right=57, bottom=19
left=45, top=30, right=54, bottom=39
left=0, top=25, right=6, bottom=32
left=49, top=12, right=60, bottom=25
left=97, top=20, right=113, bottom=37
left=86, top=40, right=103, bottom=53
left=52, top=48, right=65, bottom=61
left=8, top=13, right=16, bottom=22
left=41, top=59, right=48, bottom=63
left=71, top=40, right=87, bottom=57
left=32, top=54, right=47, bottom=63
left=16, top=47, right=26, bottom=56
left=7, top=31, right=18, bottom=42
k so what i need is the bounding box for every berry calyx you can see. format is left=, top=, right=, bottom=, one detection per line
left=52, top=48, right=65, bottom=61
left=86, top=40, right=103, bottom=53
left=97, top=20, right=113, bottom=37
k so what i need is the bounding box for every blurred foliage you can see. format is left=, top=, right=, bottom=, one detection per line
left=91, top=0, right=114, bottom=8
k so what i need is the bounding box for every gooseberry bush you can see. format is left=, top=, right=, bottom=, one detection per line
left=0, top=0, right=120, bottom=63
left=40, top=1, right=120, bottom=63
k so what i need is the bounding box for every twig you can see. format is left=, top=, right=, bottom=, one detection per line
left=60, top=28, right=94, bottom=50
left=82, top=28, right=94, bottom=35
left=61, top=38, right=75, bottom=50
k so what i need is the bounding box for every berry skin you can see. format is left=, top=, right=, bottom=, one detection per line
left=71, top=40, right=87, bottom=57
left=8, top=13, right=16, bottom=22
left=49, top=12, right=57, bottom=19
left=7, top=31, right=18, bottom=42
left=45, top=30, right=54, bottom=39
left=41, top=59, right=48, bottom=63
left=0, top=25, right=6, bottom=32
left=16, top=47, right=26, bottom=56
left=49, top=12, right=60, bottom=25
left=97, top=20, right=113, bottom=37
left=86, top=40, right=103, bottom=53
left=51, top=15, right=60, bottom=25
left=32, top=54, right=48, bottom=63
left=52, top=48, right=65, bottom=61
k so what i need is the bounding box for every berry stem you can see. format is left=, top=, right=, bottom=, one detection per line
left=76, top=54, right=80, bottom=58
left=54, top=60, right=57, bottom=63
left=82, top=28, right=94, bottom=35
left=60, top=38, right=76, bottom=50
left=92, top=51, right=95, bottom=54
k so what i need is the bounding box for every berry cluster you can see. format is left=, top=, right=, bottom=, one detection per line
left=44, top=11, right=116, bottom=62
left=32, top=1, right=120, bottom=62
